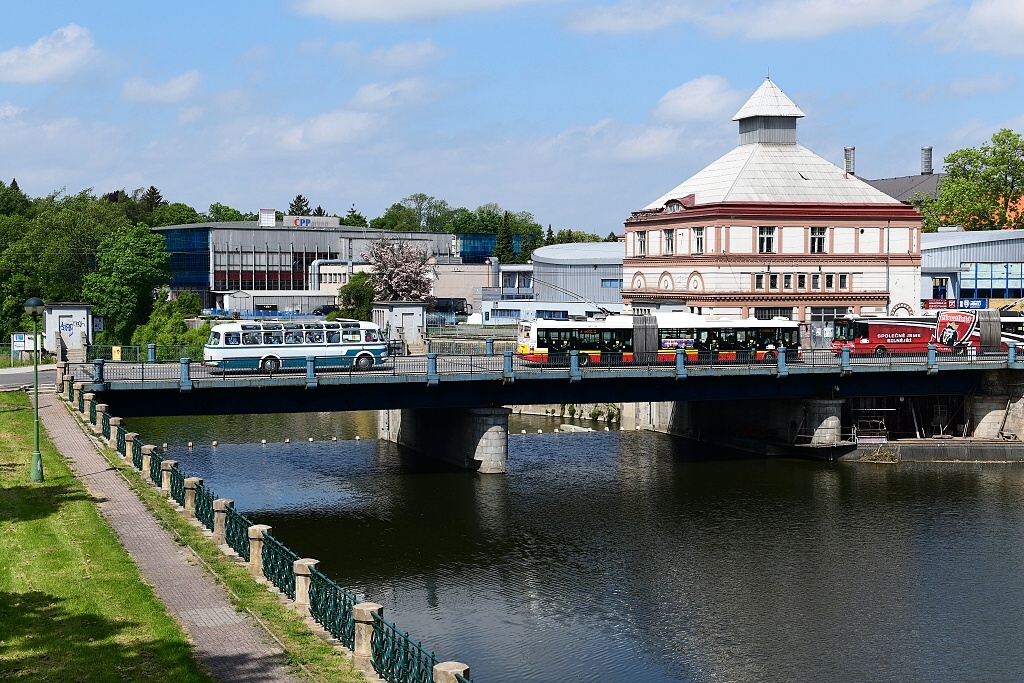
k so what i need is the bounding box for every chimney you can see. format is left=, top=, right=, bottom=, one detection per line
left=844, top=147, right=855, bottom=176
left=921, top=146, right=933, bottom=175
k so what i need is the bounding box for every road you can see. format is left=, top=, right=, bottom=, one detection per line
left=0, top=364, right=58, bottom=390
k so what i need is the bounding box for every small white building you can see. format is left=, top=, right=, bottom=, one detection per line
left=372, top=302, right=428, bottom=351
left=43, top=303, right=95, bottom=361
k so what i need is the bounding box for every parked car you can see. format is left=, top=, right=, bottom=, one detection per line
left=311, top=304, right=339, bottom=316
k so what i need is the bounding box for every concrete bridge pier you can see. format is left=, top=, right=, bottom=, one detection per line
left=378, top=407, right=512, bottom=473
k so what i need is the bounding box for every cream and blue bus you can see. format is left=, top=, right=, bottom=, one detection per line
left=203, top=319, right=388, bottom=372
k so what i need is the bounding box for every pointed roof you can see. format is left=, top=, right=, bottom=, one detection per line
left=732, top=77, right=804, bottom=121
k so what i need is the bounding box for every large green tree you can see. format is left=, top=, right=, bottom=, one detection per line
left=149, top=202, right=204, bottom=227
left=82, top=225, right=172, bottom=342
left=289, top=194, right=311, bottom=216
left=131, top=288, right=208, bottom=348
left=335, top=271, right=374, bottom=321
left=369, top=203, right=419, bottom=232
left=918, top=128, right=1024, bottom=231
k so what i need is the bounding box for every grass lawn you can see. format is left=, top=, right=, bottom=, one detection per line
left=0, top=391, right=214, bottom=682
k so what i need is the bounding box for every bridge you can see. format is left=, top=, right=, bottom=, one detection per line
left=62, top=345, right=1024, bottom=473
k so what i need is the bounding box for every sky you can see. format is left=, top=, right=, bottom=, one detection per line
left=1, top=1, right=1023, bottom=236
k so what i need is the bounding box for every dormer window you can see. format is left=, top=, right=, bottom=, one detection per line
left=666, top=200, right=682, bottom=213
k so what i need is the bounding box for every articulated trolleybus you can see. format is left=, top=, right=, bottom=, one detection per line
left=517, top=313, right=801, bottom=365
left=204, top=319, right=388, bottom=372
left=830, top=309, right=1005, bottom=356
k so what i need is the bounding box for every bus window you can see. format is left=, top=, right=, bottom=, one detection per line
left=574, top=329, right=600, bottom=350
left=779, top=329, right=799, bottom=347
left=343, top=331, right=361, bottom=343
left=225, top=332, right=241, bottom=346
left=207, top=331, right=221, bottom=346
left=305, top=331, right=324, bottom=344
left=242, top=332, right=261, bottom=345
left=601, top=330, right=625, bottom=352
left=263, top=331, right=283, bottom=345
left=326, top=331, right=340, bottom=344
left=284, top=331, right=303, bottom=344
left=364, top=330, right=378, bottom=342
left=719, top=328, right=738, bottom=349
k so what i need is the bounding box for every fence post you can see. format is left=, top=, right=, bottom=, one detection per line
left=927, top=342, right=937, bottom=373
left=147, top=343, right=157, bottom=364
left=108, top=417, right=122, bottom=449
left=776, top=346, right=788, bottom=378
left=247, top=524, right=272, bottom=578
left=569, top=350, right=581, bottom=382
left=93, top=404, right=108, bottom=435
left=503, top=350, right=514, bottom=380
left=293, top=558, right=319, bottom=618
left=427, top=353, right=439, bottom=386
left=183, top=477, right=202, bottom=519
left=485, top=337, right=494, bottom=355
left=433, top=662, right=471, bottom=683
left=353, top=602, right=383, bottom=673
left=180, top=358, right=192, bottom=391
left=125, top=433, right=138, bottom=464
left=841, top=344, right=851, bottom=373
left=160, top=459, right=177, bottom=494
left=675, top=348, right=687, bottom=379
left=1010, top=341, right=1017, bottom=366
left=93, top=358, right=104, bottom=383
left=213, top=498, right=234, bottom=545
left=141, top=445, right=155, bottom=480
left=81, top=392, right=94, bottom=415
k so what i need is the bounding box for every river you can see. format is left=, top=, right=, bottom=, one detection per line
left=129, top=411, right=1024, bottom=682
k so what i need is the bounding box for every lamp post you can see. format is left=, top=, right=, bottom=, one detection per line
left=24, top=297, right=44, bottom=482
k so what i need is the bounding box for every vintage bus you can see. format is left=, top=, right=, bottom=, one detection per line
left=517, top=313, right=801, bottom=365
left=831, top=309, right=1004, bottom=356
left=203, top=319, right=389, bottom=372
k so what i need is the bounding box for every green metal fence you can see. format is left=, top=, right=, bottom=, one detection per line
left=371, top=613, right=438, bottom=683
left=116, top=425, right=127, bottom=457
left=68, top=381, right=74, bottom=402
left=169, top=464, right=185, bottom=506
left=262, top=532, right=299, bottom=599
left=77, top=389, right=84, bottom=414
left=148, top=448, right=164, bottom=487
left=89, top=399, right=97, bottom=425
left=131, top=438, right=143, bottom=469
left=308, top=566, right=358, bottom=649
left=225, top=507, right=252, bottom=561
left=101, top=411, right=111, bottom=439
left=454, top=674, right=474, bottom=683
left=194, top=483, right=215, bottom=531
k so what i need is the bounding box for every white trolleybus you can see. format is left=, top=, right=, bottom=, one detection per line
left=204, top=319, right=389, bottom=372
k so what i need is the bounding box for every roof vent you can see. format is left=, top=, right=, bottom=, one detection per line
left=922, top=146, right=933, bottom=175
left=844, top=147, right=855, bottom=176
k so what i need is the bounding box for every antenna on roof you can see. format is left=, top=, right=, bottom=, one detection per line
left=766, top=67, right=770, bottom=81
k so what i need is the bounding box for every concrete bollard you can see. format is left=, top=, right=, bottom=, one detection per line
left=183, top=477, right=203, bottom=519
left=108, top=417, right=123, bottom=450
left=82, top=392, right=95, bottom=415
left=353, top=602, right=383, bottom=673
left=213, top=498, right=234, bottom=545
left=93, top=404, right=108, bottom=435
left=293, top=558, right=320, bottom=618
left=433, top=662, right=471, bottom=683
left=125, top=433, right=138, bottom=464
left=141, top=445, right=156, bottom=480
left=247, top=524, right=272, bottom=578
left=160, top=459, right=177, bottom=494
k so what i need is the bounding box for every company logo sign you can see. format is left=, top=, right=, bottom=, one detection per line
left=934, top=310, right=976, bottom=346
left=285, top=215, right=340, bottom=228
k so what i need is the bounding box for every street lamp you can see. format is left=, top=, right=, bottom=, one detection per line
left=24, top=297, right=44, bottom=483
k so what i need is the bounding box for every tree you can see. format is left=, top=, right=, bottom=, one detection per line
left=82, top=225, right=172, bottom=342
left=492, top=211, right=516, bottom=263
left=131, top=288, right=208, bottom=348
left=340, top=204, right=368, bottom=227
left=312, top=205, right=328, bottom=216
left=140, top=186, right=166, bottom=214
left=919, top=128, right=1024, bottom=231
left=0, top=178, right=32, bottom=217
left=369, top=203, right=419, bottom=232
left=149, top=202, right=203, bottom=227
left=545, top=224, right=555, bottom=245
left=605, top=231, right=619, bottom=242
left=363, top=238, right=433, bottom=301
left=289, top=194, right=311, bottom=216
left=207, top=202, right=248, bottom=222
left=336, top=271, right=374, bottom=321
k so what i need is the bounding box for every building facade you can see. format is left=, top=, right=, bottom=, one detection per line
left=621, top=78, right=923, bottom=339
left=921, top=228, right=1024, bottom=309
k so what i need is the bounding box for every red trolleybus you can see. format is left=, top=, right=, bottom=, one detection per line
left=517, top=313, right=801, bottom=365
left=831, top=309, right=1003, bottom=356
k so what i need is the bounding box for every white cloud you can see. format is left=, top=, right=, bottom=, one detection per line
left=0, top=24, right=96, bottom=83
left=929, top=0, right=1024, bottom=56
left=293, top=0, right=546, bottom=22
left=366, top=41, right=448, bottom=71
left=653, top=76, right=745, bottom=123
left=280, top=109, right=380, bottom=150
left=122, top=70, right=202, bottom=104
left=349, top=79, right=431, bottom=109
left=0, top=103, right=21, bottom=120
left=569, top=0, right=938, bottom=38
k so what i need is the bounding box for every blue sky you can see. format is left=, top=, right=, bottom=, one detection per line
left=1, top=1, right=1022, bottom=235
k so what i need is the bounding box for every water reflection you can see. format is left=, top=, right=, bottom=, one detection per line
left=129, top=412, right=1024, bottom=682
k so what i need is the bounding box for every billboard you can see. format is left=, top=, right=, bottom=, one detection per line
left=284, top=215, right=340, bottom=228
left=934, top=310, right=977, bottom=346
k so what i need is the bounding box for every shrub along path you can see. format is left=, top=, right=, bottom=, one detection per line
left=29, top=390, right=302, bottom=682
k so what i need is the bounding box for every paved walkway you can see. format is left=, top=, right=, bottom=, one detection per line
left=38, top=390, right=303, bottom=683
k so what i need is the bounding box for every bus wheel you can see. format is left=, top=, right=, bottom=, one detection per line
left=261, top=358, right=280, bottom=373
left=763, top=351, right=777, bottom=363
left=954, top=344, right=967, bottom=356
left=874, top=346, right=887, bottom=357
left=355, top=355, right=373, bottom=371
left=578, top=353, right=590, bottom=367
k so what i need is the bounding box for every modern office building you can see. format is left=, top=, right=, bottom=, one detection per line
left=921, top=228, right=1024, bottom=310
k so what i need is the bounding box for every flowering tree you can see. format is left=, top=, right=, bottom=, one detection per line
left=363, top=238, right=434, bottom=301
